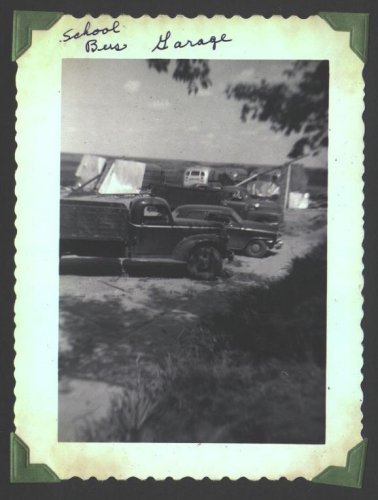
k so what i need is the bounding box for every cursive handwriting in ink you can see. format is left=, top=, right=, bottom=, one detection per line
left=85, top=39, right=127, bottom=53
left=61, top=20, right=128, bottom=53
left=152, top=31, right=232, bottom=52
left=62, top=20, right=121, bottom=42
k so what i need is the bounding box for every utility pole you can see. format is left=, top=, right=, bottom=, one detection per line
left=284, top=163, right=292, bottom=209
left=283, top=154, right=309, bottom=209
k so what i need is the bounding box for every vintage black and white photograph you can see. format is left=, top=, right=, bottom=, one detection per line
left=58, top=58, right=328, bottom=444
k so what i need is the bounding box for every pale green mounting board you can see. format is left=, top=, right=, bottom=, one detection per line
left=12, top=10, right=63, bottom=61
left=10, top=433, right=367, bottom=486
left=11, top=10, right=368, bottom=486
left=319, top=12, right=369, bottom=63
left=312, top=439, right=368, bottom=488
left=10, top=433, right=60, bottom=483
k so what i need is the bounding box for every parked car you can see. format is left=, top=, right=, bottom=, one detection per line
left=60, top=196, right=231, bottom=280
left=219, top=186, right=283, bottom=225
left=173, top=204, right=283, bottom=258
left=152, top=183, right=283, bottom=225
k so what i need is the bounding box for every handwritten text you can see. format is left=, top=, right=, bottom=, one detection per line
left=152, top=31, right=232, bottom=52
left=61, top=20, right=128, bottom=53
left=85, top=40, right=127, bottom=53
left=62, top=20, right=122, bottom=42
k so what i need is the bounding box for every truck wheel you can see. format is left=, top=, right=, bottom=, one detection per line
left=245, top=239, right=268, bottom=258
left=187, top=246, right=222, bottom=280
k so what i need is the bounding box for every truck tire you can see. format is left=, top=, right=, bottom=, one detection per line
left=187, top=246, right=222, bottom=280
left=245, top=239, right=268, bottom=258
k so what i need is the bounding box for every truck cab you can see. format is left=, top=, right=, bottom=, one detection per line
left=60, top=196, right=230, bottom=280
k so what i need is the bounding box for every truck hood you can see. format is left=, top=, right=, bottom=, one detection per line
left=221, top=197, right=282, bottom=215
left=246, top=198, right=282, bottom=213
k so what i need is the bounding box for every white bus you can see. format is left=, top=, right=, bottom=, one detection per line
left=183, top=166, right=215, bottom=187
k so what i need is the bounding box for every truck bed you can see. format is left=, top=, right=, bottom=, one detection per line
left=60, top=198, right=129, bottom=241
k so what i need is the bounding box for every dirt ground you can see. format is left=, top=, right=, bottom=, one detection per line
left=59, top=209, right=326, bottom=441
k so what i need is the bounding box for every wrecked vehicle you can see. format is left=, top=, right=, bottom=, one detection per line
left=152, top=183, right=283, bottom=225
left=173, top=205, right=282, bottom=258
left=61, top=154, right=164, bottom=196
left=60, top=196, right=230, bottom=279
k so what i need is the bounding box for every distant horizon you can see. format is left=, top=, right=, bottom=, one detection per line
left=61, top=150, right=328, bottom=170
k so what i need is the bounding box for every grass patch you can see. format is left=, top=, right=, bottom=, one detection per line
left=78, top=244, right=326, bottom=443
left=208, top=243, right=326, bottom=365
left=80, top=349, right=324, bottom=443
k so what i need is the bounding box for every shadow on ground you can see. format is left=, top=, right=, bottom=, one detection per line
left=59, top=244, right=326, bottom=444
left=60, top=257, right=187, bottom=278
left=60, top=297, right=182, bottom=385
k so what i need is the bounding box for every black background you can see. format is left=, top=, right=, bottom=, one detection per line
left=1, top=1, right=377, bottom=499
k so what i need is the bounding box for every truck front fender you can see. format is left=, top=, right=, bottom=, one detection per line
left=172, top=234, right=228, bottom=262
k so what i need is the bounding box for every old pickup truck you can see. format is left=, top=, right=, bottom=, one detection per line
left=60, top=196, right=230, bottom=280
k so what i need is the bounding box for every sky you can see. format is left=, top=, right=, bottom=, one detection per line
left=61, top=59, right=328, bottom=167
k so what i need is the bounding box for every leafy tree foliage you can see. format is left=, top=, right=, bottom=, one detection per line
left=148, top=59, right=211, bottom=95
left=226, top=61, right=329, bottom=158
left=149, top=60, right=328, bottom=159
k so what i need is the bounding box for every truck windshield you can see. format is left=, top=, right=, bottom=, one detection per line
left=98, top=160, right=147, bottom=194
left=75, top=154, right=106, bottom=191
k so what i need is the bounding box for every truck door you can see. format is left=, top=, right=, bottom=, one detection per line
left=130, top=203, right=190, bottom=256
